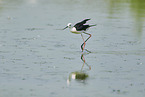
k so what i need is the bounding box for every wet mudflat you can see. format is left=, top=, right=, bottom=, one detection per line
left=0, top=0, right=145, bottom=97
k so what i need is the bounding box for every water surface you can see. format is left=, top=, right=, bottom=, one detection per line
left=0, top=0, right=145, bottom=97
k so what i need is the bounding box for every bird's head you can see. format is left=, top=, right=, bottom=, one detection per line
left=63, top=23, right=72, bottom=30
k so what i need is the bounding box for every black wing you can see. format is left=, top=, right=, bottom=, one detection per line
left=78, top=19, right=91, bottom=25
left=74, top=19, right=90, bottom=26
left=74, top=19, right=91, bottom=31
left=76, top=25, right=90, bottom=31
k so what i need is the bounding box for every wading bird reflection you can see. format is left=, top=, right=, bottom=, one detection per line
left=67, top=53, right=91, bottom=85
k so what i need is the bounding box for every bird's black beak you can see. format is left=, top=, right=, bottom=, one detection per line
left=62, top=26, right=68, bottom=30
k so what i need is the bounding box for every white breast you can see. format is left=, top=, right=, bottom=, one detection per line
left=70, top=27, right=83, bottom=34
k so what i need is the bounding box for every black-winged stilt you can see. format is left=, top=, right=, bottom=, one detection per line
left=63, top=19, right=96, bottom=52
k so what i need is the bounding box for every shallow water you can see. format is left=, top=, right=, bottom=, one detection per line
left=0, top=0, right=145, bottom=97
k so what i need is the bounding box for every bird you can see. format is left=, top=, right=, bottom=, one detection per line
left=63, top=19, right=96, bottom=52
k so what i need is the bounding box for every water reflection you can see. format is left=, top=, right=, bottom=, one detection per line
left=81, top=53, right=91, bottom=71
left=67, top=53, right=91, bottom=85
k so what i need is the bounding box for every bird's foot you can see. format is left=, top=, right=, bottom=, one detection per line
left=81, top=49, right=91, bottom=53
left=84, top=49, right=91, bottom=53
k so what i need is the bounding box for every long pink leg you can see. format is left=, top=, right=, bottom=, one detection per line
left=81, top=34, right=86, bottom=52
left=81, top=32, right=92, bottom=52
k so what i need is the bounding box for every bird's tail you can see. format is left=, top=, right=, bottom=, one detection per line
left=89, top=24, right=97, bottom=27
